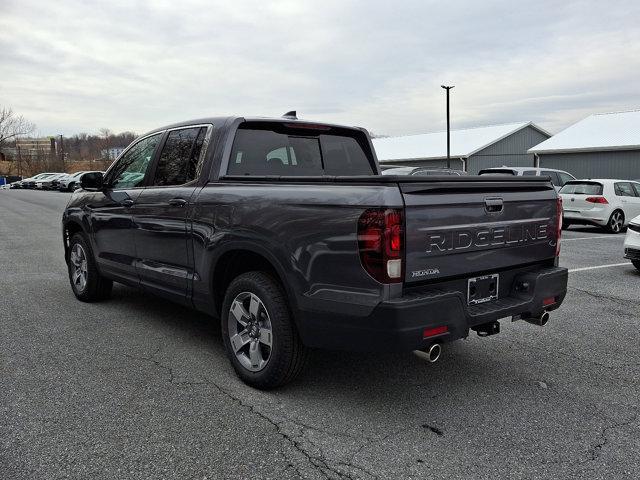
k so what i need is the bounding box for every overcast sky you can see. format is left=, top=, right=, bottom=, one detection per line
left=1, top=0, right=639, bottom=137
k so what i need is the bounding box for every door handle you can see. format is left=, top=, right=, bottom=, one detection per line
left=169, top=198, right=187, bottom=207
left=120, top=199, right=134, bottom=208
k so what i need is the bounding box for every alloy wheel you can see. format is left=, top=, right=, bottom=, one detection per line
left=227, top=292, right=273, bottom=372
left=70, top=243, right=88, bottom=292
left=610, top=212, right=623, bottom=233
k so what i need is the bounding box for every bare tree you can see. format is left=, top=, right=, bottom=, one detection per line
left=0, top=107, right=36, bottom=151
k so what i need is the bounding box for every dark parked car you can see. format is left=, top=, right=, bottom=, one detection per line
left=62, top=115, right=568, bottom=388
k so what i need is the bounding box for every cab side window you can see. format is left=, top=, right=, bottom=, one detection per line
left=108, top=134, right=162, bottom=189
left=153, top=127, right=207, bottom=186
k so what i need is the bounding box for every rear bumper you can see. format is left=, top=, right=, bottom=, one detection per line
left=297, top=266, right=568, bottom=352
left=563, top=209, right=608, bottom=226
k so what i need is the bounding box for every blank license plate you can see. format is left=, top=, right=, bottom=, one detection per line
left=468, top=274, right=499, bottom=305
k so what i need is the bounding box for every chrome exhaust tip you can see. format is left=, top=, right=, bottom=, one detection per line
left=524, top=311, right=550, bottom=327
left=427, top=343, right=442, bottom=362
left=413, top=343, right=442, bottom=363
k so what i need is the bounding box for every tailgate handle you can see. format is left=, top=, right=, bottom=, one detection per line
left=484, top=197, right=503, bottom=213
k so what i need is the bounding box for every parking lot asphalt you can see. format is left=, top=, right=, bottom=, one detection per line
left=1, top=189, right=639, bottom=480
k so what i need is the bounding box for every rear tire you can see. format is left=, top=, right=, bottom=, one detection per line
left=221, top=271, right=308, bottom=389
left=633, top=260, right=640, bottom=272
left=67, top=233, right=112, bottom=302
left=562, top=221, right=571, bottom=230
left=605, top=210, right=624, bottom=234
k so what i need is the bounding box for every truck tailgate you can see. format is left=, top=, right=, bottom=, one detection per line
left=400, top=179, right=559, bottom=283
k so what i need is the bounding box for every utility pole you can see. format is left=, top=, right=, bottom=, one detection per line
left=441, top=85, right=454, bottom=169
left=17, top=144, right=22, bottom=177
left=58, top=134, right=64, bottom=171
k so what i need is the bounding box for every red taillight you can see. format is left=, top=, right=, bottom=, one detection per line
left=543, top=297, right=556, bottom=306
left=357, top=208, right=403, bottom=283
left=423, top=325, right=448, bottom=338
left=585, top=196, right=608, bottom=204
left=556, top=196, right=562, bottom=257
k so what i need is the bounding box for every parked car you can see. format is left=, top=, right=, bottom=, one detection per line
left=381, top=166, right=467, bottom=176
left=35, top=173, right=65, bottom=190
left=50, top=173, right=71, bottom=190
left=21, top=173, right=58, bottom=189
left=63, top=115, right=568, bottom=389
left=59, top=171, right=100, bottom=192
left=624, top=215, right=640, bottom=271
left=560, top=180, right=640, bottom=233
left=478, top=167, right=575, bottom=191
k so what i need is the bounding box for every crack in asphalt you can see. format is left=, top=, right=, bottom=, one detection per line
left=503, top=338, right=640, bottom=377
left=568, top=286, right=640, bottom=312
left=422, top=424, right=444, bottom=436
left=123, top=347, right=175, bottom=383
left=580, top=407, right=639, bottom=465
left=122, top=348, right=382, bottom=479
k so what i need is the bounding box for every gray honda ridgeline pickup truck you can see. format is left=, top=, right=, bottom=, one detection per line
left=62, top=114, right=568, bottom=389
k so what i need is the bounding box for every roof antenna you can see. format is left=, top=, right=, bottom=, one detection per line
left=282, top=110, right=297, bottom=120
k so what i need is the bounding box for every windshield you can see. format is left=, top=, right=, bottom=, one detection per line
left=559, top=181, right=603, bottom=195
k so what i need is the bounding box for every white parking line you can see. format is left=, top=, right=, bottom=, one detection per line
left=568, top=262, right=632, bottom=273
left=562, top=235, right=621, bottom=242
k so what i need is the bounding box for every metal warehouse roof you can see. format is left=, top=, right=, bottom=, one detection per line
left=373, top=121, right=548, bottom=162
left=529, top=110, right=640, bottom=154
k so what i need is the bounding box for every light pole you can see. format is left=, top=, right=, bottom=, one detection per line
left=441, top=85, right=454, bottom=169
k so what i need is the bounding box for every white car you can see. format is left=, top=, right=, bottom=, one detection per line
left=478, top=167, right=576, bottom=191
left=58, top=171, right=90, bottom=191
left=624, top=216, right=640, bottom=271
left=35, top=173, right=66, bottom=190
left=560, top=179, right=640, bottom=233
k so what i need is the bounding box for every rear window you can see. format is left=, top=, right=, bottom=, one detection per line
left=227, top=123, right=374, bottom=176
left=559, top=181, right=603, bottom=195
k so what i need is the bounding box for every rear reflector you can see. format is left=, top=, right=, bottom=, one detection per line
left=585, top=196, right=608, bottom=204
left=543, top=297, right=556, bottom=306
left=423, top=326, right=448, bottom=338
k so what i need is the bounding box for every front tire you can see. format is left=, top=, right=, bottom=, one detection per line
left=67, top=233, right=112, bottom=302
left=562, top=221, right=571, bottom=230
left=221, top=272, right=308, bottom=389
left=605, top=210, right=624, bottom=234
left=633, top=260, right=640, bottom=272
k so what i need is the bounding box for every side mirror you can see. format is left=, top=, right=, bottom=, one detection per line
left=80, top=172, right=104, bottom=191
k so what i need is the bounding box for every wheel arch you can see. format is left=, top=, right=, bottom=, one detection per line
left=210, top=244, right=299, bottom=320
left=62, top=219, right=86, bottom=261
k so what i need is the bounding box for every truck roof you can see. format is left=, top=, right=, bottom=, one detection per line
left=143, top=116, right=366, bottom=137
